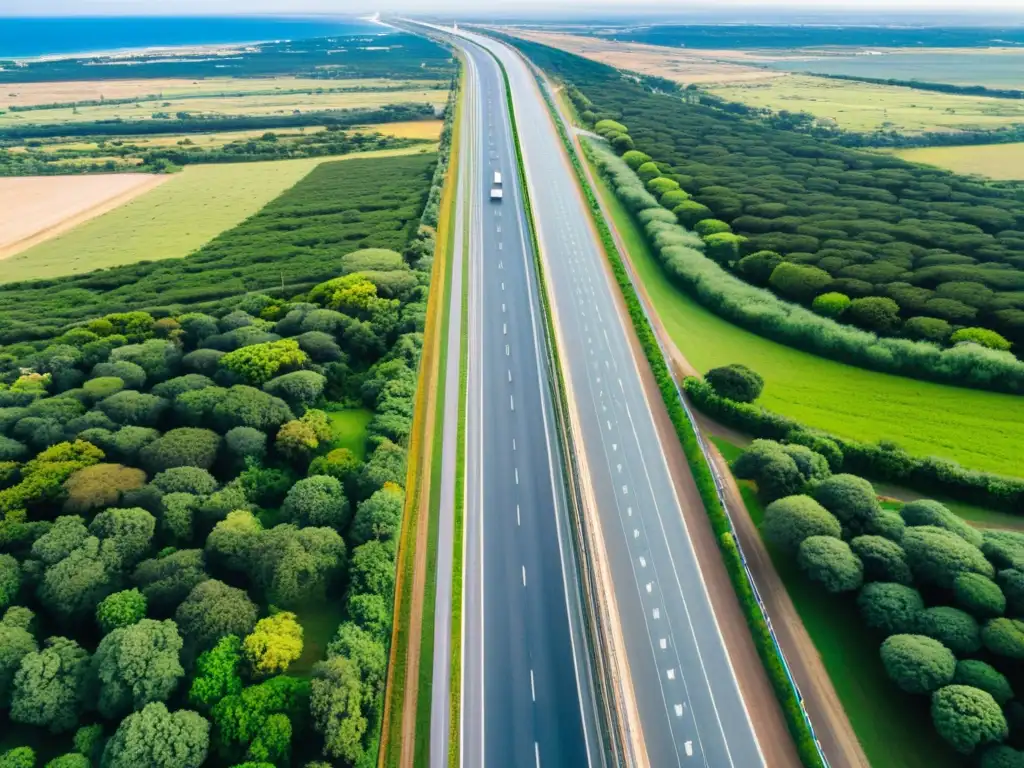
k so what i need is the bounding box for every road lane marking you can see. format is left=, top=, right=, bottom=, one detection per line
left=530, top=669, right=536, bottom=702
left=505, top=344, right=509, bottom=356
left=501, top=282, right=505, bottom=291
left=522, top=566, right=526, bottom=586
left=510, top=394, right=515, bottom=412
left=502, top=303, right=506, bottom=312
left=517, top=504, right=520, bottom=526
left=508, top=370, right=512, bottom=382
left=515, top=468, right=519, bottom=485
left=503, top=323, right=507, bottom=335
left=498, top=242, right=503, bottom=250
left=535, top=742, right=541, bottom=768
left=512, top=439, right=516, bottom=450
left=498, top=260, right=503, bottom=269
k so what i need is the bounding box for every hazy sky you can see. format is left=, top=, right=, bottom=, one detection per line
left=4, top=0, right=1024, bottom=15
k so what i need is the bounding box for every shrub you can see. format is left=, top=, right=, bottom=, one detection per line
left=694, top=219, right=731, bottom=237
left=219, top=340, right=307, bottom=386
left=308, top=448, right=361, bottom=489
left=647, top=176, right=680, bottom=196
left=83, top=377, right=125, bottom=401
left=673, top=200, right=714, bottom=228
left=140, top=429, right=221, bottom=473
left=880, top=634, right=956, bottom=694
left=902, top=526, right=994, bottom=588
left=762, top=495, right=841, bottom=554
left=705, top=364, right=764, bottom=403
left=224, top=427, right=267, bottom=467
left=275, top=420, right=319, bottom=464
left=847, top=297, right=901, bottom=334
left=931, top=685, right=1007, bottom=754
left=954, top=660, right=1013, bottom=706
left=97, top=391, right=168, bottom=427
left=981, top=618, right=1024, bottom=659
left=953, top=573, right=1006, bottom=619
left=901, top=499, right=983, bottom=547
left=904, top=316, right=952, bottom=343
left=212, top=386, right=293, bottom=433
left=621, top=150, right=651, bottom=169
left=916, top=606, right=982, bottom=656
left=769, top=262, right=833, bottom=303
left=91, top=361, right=146, bottom=390
left=858, top=582, right=924, bottom=635
left=263, top=371, right=326, bottom=413
left=95, top=588, right=147, bottom=634
left=811, top=292, right=851, bottom=318
left=797, top=536, right=863, bottom=593
left=811, top=474, right=880, bottom=538
left=864, top=509, right=905, bottom=544
left=951, top=328, right=1012, bottom=351
left=150, top=375, right=215, bottom=400
left=849, top=535, right=912, bottom=584
left=181, top=349, right=224, bottom=377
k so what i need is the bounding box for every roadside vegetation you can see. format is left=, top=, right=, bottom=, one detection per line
left=729, top=433, right=1024, bottom=765
left=0, top=122, right=443, bottom=765
left=585, top=162, right=1023, bottom=478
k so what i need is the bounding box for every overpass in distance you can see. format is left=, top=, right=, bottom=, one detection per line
left=413, top=21, right=768, bottom=768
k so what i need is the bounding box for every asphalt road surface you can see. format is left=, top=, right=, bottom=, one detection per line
left=450, top=34, right=602, bottom=768
left=456, top=29, right=767, bottom=768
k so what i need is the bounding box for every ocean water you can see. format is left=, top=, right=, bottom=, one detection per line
left=0, top=16, right=379, bottom=59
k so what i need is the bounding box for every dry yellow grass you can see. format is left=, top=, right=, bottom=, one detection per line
left=503, top=28, right=782, bottom=85
left=352, top=119, right=443, bottom=139
left=0, top=76, right=440, bottom=108
left=893, top=142, right=1024, bottom=180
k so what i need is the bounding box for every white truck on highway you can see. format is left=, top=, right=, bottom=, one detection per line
left=490, top=170, right=503, bottom=201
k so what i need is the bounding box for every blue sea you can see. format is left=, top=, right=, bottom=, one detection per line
left=0, top=16, right=379, bottom=59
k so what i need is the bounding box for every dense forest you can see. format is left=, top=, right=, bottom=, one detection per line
left=505, top=36, right=1024, bottom=358
left=0, top=89, right=455, bottom=766
left=0, top=33, right=456, bottom=84
left=0, top=150, right=437, bottom=342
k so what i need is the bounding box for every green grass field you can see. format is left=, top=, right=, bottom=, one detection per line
left=0, top=88, right=448, bottom=126
left=327, top=407, right=373, bottom=461
left=716, top=446, right=964, bottom=768
left=706, top=73, right=1024, bottom=133
left=893, top=142, right=1024, bottom=180
left=591, top=166, right=1024, bottom=478
left=3, top=147, right=435, bottom=285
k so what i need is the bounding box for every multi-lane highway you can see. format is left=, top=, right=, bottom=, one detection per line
left=453, top=35, right=602, bottom=768
left=448, top=29, right=768, bottom=767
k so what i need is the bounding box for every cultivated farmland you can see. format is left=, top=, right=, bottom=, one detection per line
left=0, top=173, right=166, bottom=258
left=705, top=73, right=1024, bottom=133
left=591, top=167, right=1024, bottom=478
left=894, top=142, right=1024, bottom=180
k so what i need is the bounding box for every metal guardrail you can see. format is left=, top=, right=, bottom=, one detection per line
left=530, top=72, right=832, bottom=768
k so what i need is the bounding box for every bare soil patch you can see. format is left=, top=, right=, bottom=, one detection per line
left=0, top=173, right=168, bottom=259
left=502, top=29, right=783, bottom=85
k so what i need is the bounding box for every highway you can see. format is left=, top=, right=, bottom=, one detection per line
left=453, top=35, right=602, bottom=768
left=452, top=29, right=767, bottom=768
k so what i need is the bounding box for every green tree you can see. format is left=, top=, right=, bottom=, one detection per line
left=0, top=748, right=35, bottom=768
left=347, top=593, right=391, bottom=643
left=932, top=685, right=1007, bottom=754
left=262, top=371, right=325, bottom=413
left=704, top=232, right=746, bottom=267
left=45, top=753, right=90, bottom=768
left=950, top=327, right=1012, bottom=351
left=349, top=540, right=396, bottom=599
left=0, top=608, right=37, bottom=708
left=904, top=316, right=952, bottom=343
left=281, top=475, right=348, bottom=530
left=918, top=605, right=983, bottom=656
left=90, top=507, right=156, bottom=571
left=274, top=420, right=318, bottom=464
left=763, top=495, right=841, bottom=554
left=38, top=538, right=117, bottom=624
left=175, top=580, right=258, bottom=654
left=188, top=635, right=243, bottom=711
left=224, top=428, right=266, bottom=469
left=350, top=483, right=403, bottom=548
left=96, top=589, right=147, bottom=634
left=210, top=676, right=306, bottom=764
left=769, top=262, right=832, bottom=303
left=212, top=387, right=293, bottom=433
left=252, top=525, right=347, bottom=608
left=880, top=634, right=956, bottom=694
left=160, top=493, right=197, bottom=546
left=797, top=536, right=863, bottom=593
left=954, top=573, right=1006, bottom=619
left=847, top=297, right=901, bottom=334
left=979, top=746, right=1024, bottom=768
left=109, top=340, right=181, bottom=384
left=849, top=536, right=912, bottom=584
left=903, top=526, right=994, bottom=588
left=704, top=364, right=763, bottom=403
left=857, top=582, right=924, bottom=635
left=310, top=656, right=366, bottom=764
left=997, top=569, right=1024, bottom=615
left=26, top=517, right=89, bottom=566
left=811, top=292, right=851, bottom=318
left=955, top=660, right=1013, bottom=706
left=220, top=341, right=307, bottom=386
left=308, top=448, right=361, bottom=490
left=736, top=249, right=784, bottom=285
left=0, top=554, right=19, bottom=611
left=357, top=439, right=406, bottom=498
left=152, top=467, right=217, bottom=496
left=140, top=429, right=221, bottom=473
left=101, top=702, right=209, bottom=768
left=92, top=618, right=184, bottom=718
left=62, top=464, right=146, bottom=515
left=131, top=548, right=208, bottom=615
left=11, top=637, right=90, bottom=733
left=982, top=618, right=1024, bottom=660
left=97, top=391, right=168, bottom=428
left=901, top=499, right=983, bottom=547
left=811, top=474, right=880, bottom=538
left=694, top=218, right=730, bottom=236
left=326, top=622, right=387, bottom=701
left=242, top=613, right=303, bottom=677
left=73, top=724, right=104, bottom=765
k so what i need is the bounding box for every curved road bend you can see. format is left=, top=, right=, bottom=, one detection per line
left=438, top=34, right=603, bottom=768
left=452, top=28, right=768, bottom=768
